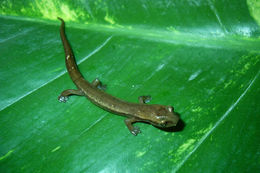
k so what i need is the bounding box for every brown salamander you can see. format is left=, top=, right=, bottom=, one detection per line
left=57, top=17, right=179, bottom=136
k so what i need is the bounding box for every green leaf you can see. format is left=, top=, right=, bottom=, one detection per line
left=0, top=0, right=259, bottom=172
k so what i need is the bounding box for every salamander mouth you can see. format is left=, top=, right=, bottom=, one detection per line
left=163, top=116, right=179, bottom=127
left=160, top=121, right=177, bottom=127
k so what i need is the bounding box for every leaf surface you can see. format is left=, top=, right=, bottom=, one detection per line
left=0, top=0, right=259, bottom=172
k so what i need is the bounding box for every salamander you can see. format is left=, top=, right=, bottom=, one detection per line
left=57, top=17, right=179, bottom=136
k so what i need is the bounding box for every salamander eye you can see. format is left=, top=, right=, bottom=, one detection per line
left=167, top=106, right=174, bottom=112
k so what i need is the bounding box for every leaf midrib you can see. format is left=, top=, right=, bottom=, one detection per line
left=2, top=15, right=259, bottom=52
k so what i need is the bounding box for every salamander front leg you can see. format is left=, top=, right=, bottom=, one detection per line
left=124, top=117, right=141, bottom=136
left=138, top=95, right=152, bottom=104
left=92, top=78, right=106, bottom=90
left=58, top=89, right=84, bottom=102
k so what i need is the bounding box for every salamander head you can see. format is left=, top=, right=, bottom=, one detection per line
left=147, top=105, right=179, bottom=128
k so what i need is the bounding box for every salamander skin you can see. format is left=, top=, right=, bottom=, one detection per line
left=57, top=17, right=179, bottom=136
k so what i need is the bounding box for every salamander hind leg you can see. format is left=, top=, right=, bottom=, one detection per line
left=58, top=89, right=84, bottom=102
left=92, top=78, right=106, bottom=91
left=124, top=117, right=141, bottom=136
left=138, top=95, right=152, bottom=104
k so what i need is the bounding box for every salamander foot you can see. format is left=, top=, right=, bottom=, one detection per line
left=124, top=117, right=141, bottom=136
left=92, top=78, right=107, bottom=91
left=138, top=95, right=152, bottom=104
left=131, top=126, right=141, bottom=136
left=58, top=89, right=84, bottom=102
left=58, top=95, right=68, bottom=103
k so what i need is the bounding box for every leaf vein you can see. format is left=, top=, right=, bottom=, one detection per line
left=0, top=36, right=112, bottom=112
left=174, top=70, right=259, bottom=172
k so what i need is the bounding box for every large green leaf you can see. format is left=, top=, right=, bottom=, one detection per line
left=0, top=0, right=259, bottom=172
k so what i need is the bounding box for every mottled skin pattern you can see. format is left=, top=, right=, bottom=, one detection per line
left=57, top=17, right=179, bottom=135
